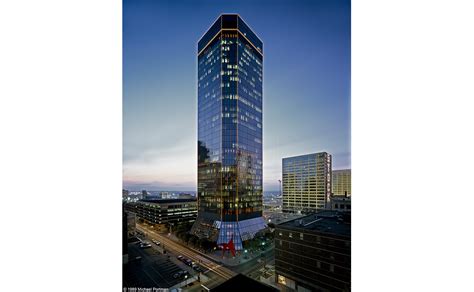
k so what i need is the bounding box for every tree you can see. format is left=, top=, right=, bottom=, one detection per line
left=189, top=235, right=198, bottom=246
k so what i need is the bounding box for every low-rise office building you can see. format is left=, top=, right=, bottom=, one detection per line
left=330, top=196, right=351, bottom=213
left=125, top=198, right=197, bottom=232
left=178, top=193, right=194, bottom=199
left=275, top=210, right=351, bottom=292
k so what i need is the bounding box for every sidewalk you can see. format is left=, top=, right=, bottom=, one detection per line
left=206, top=245, right=274, bottom=267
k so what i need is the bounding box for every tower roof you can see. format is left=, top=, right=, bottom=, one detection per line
left=198, top=14, right=263, bottom=55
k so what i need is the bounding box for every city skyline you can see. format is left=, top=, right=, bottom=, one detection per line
left=123, top=0, right=351, bottom=191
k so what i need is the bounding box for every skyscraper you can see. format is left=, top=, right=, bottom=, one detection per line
left=282, top=152, right=332, bottom=214
left=191, top=14, right=265, bottom=250
left=332, top=169, right=351, bottom=197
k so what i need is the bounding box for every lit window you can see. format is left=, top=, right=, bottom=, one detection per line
left=277, top=275, right=286, bottom=285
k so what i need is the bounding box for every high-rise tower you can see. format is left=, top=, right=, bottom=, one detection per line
left=282, top=152, right=332, bottom=214
left=191, top=14, right=265, bottom=250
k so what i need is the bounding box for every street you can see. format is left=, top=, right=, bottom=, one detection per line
left=136, top=224, right=236, bottom=282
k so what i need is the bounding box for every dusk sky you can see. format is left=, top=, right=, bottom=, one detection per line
left=123, top=0, right=351, bottom=191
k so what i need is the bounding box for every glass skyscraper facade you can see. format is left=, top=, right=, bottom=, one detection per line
left=282, top=152, right=332, bottom=214
left=191, top=14, right=265, bottom=250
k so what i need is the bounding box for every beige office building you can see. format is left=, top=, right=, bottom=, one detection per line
left=332, top=169, right=351, bottom=197
left=282, top=152, right=332, bottom=214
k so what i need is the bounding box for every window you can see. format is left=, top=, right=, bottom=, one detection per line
left=278, top=274, right=296, bottom=289
left=289, top=233, right=293, bottom=238
left=277, top=275, right=286, bottom=285
left=300, top=233, right=304, bottom=240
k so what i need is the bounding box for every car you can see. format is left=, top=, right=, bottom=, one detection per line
left=194, top=266, right=203, bottom=272
left=177, top=255, right=183, bottom=260
left=139, top=243, right=152, bottom=249
left=173, top=270, right=189, bottom=279
left=192, top=264, right=202, bottom=271
left=185, top=259, right=192, bottom=266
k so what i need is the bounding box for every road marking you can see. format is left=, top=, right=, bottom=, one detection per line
left=138, top=226, right=234, bottom=279
left=137, top=225, right=235, bottom=280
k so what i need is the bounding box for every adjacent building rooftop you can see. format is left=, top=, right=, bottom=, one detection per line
left=139, top=198, right=196, bottom=204
left=278, top=210, right=351, bottom=237
left=209, top=274, right=278, bottom=292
